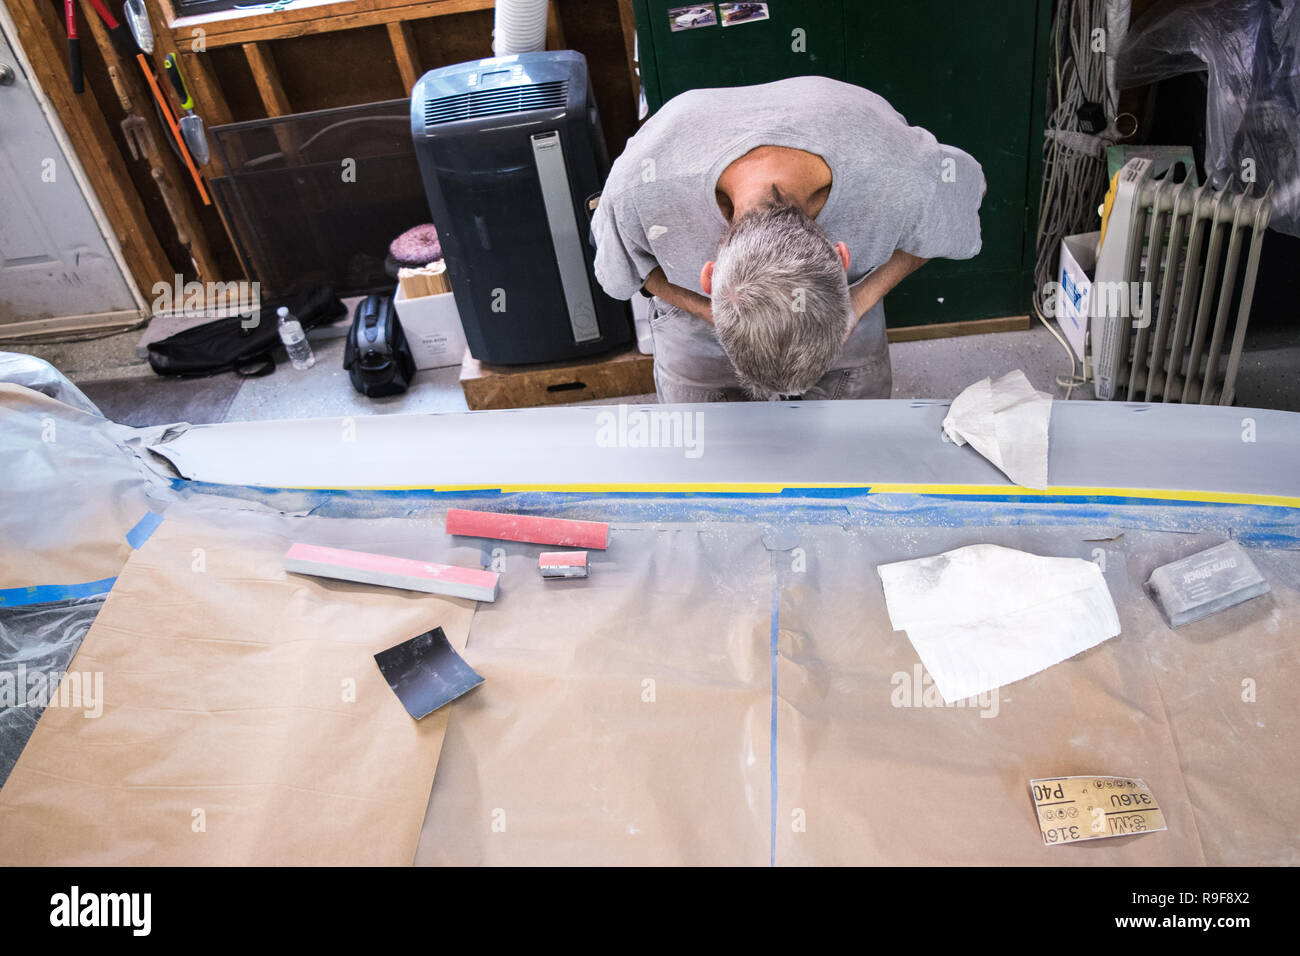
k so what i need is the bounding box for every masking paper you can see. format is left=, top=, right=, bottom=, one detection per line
left=775, top=525, right=1205, bottom=866
left=0, top=507, right=476, bottom=865
left=417, top=524, right=773, bottom=866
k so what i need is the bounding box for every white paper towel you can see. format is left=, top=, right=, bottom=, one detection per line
left=942, top=370, right=1053, bottom=489
left=877, top=544, right=1120, bottom=703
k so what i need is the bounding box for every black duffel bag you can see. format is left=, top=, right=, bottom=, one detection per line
left=147, top=286, right=346, bottom=378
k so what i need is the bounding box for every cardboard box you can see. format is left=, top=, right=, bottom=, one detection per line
left=393, top=286, right=468, bottom=370
left=1058, top=231, right=1099, bottom=360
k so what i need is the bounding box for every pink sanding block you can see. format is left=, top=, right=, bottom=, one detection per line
left=283, top=542, right=499, bottom=602
left=539, top=551, right=589, bottom=579
left=445, top=508, right=608, bottom=550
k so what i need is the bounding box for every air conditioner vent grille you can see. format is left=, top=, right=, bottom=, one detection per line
left=423, top=80, right=568, bottom=126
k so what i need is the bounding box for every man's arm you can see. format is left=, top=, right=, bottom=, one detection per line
left=849, top=177, right=984, bottom=323
left=849, top=249, right=928, bottom=322
left=643, top=266, right=713, bottom=323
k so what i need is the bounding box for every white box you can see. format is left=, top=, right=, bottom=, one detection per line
left=393, top=286, right=468, bottom=370
left=1057, top=231, right=1099, bottom=361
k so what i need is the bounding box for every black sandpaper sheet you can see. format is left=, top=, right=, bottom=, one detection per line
left=374, top=627, right=484, bottom=720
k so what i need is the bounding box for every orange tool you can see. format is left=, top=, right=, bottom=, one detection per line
left=136, top=52, right=210, bottom=206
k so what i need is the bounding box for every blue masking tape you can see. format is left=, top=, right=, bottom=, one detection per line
left=0, top=577, right=117, bottom=609
left=0, top=512, right=162, bottom=610
left=126, top=511, right=164, bottom=549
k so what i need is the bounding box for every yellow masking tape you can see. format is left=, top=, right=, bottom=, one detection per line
left=287, top=481, right=1300, bottom=509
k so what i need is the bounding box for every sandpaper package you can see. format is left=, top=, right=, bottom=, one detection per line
left=0, top=507, right=477, bottom=865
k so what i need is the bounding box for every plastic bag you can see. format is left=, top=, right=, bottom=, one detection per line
left=1116, top=0, right=1300, bottom=237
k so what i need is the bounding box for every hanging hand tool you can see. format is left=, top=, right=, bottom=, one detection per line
left=106, top=64, right=155, bottom=160
left=81, top=0, right=215, bottom=279
left=114, top=61, right=201, bottom=273
left=122, top=0, right=154, bottom=55
left=64, top=1, right=83, bottom=93
left=75, top=0, right=209, bottom=203
left=136, top=53, right=211, bottom=205
left=163, top=53, right=209, bottom=166
left=83, top=0, right=139, bottom=58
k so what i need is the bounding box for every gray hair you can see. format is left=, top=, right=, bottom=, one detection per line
left=711, top=195, right=852, bottom=398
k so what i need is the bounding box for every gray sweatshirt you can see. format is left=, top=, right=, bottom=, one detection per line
left=592, top=75, right=986, bottom=300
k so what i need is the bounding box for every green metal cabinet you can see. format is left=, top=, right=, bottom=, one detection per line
left=632, top=0, right=1052, bottom=327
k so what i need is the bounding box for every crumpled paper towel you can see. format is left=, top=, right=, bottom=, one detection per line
left=942, top=370, right=1053, bottom=489
left=877, top=544, right=1121, bottom=703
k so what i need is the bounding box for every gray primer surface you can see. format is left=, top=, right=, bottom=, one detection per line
left=148, top=399, right=1300, bottom=498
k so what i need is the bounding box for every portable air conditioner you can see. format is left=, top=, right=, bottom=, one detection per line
left=1089, top=158, right=1272, bottom=404
left=410, top=52, right=633, bottom=365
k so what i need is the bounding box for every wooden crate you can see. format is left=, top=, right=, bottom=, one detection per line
left=459, top=346, right=655, bottom=410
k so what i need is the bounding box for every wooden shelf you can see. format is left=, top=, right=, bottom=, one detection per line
left=162, top=0, right=494, bottom=48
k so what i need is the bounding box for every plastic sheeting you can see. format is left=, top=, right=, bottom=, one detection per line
left=1117, top=0, right=1300, bottom=237
left=0, top=596, right=104, bottom=789
left=0, top=352, right=102, bottom=418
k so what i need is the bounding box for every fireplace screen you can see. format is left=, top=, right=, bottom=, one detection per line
left=210, top=99, right=431, bottom=299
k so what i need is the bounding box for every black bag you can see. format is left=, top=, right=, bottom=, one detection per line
left=342, top=294, right=416, bottom=397
left=147, top=286, right=346, bottom=378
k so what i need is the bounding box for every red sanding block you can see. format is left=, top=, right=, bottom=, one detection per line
left=539, top=551, right=589, bottom=579
left=284, top=542, right=499, bottom=602
left=445, top=509, right=608, bottom=550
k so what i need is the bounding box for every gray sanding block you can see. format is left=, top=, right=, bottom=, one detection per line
left=1146, top=541, right=1269, bottom=627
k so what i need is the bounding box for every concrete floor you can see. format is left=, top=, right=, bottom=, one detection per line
left=5, top=315, right=1297, bottom=427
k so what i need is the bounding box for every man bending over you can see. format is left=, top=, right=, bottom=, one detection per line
left=592, top=75, right=986, bottom=402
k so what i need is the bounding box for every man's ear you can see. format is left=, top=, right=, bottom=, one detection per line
left=700, top=261, right=715, bottom=295
left=833, top=241, right=850, bottom=272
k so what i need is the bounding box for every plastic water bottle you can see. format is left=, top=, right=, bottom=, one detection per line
left=277, top=306, right=315, bottom=370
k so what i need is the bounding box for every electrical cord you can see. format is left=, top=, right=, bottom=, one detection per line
left=1032, top=0, right=1116, bottom=399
